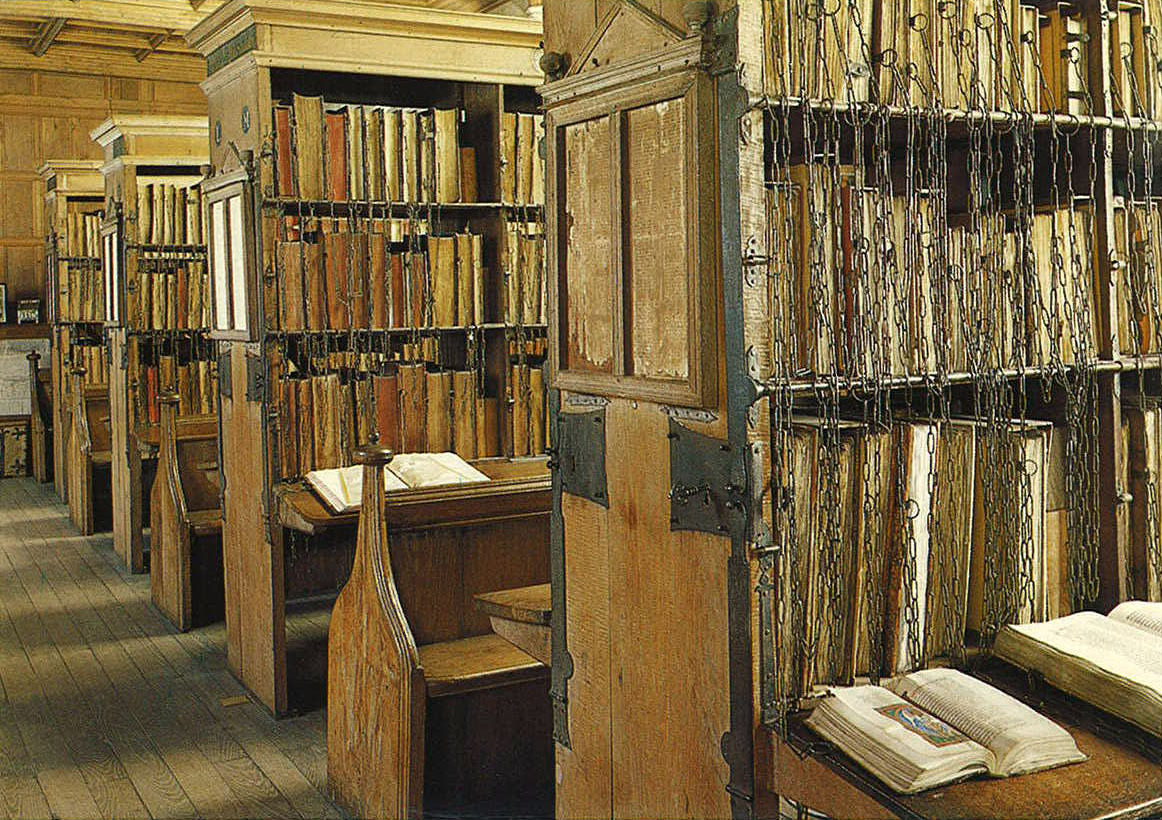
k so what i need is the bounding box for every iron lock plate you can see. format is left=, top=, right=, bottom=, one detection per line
left=218, top=349, right=232, bottom=399
left=668, top=418, right=746, bottom=536
left=556, top=408, right=608, bottom=508
left=245, top=353, right=265, bottom=403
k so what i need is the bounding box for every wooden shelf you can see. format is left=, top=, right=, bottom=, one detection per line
left=265, top=198, right=543, bottom=218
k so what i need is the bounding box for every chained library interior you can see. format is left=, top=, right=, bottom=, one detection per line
left=7, top=1, right=1162, bottom=819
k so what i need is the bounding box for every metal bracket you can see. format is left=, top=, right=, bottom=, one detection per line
left=555, top=408, right=609, bottom=508
left=245, top=353, right=265, bottom=403
left=119, top=338, right=129, bottom=371
left=668, top=418, right=746, bottom=537
left=218, top=349, right=232, bottom=399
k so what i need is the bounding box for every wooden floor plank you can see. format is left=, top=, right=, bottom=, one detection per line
left=0, top=478, right=337, bottom=820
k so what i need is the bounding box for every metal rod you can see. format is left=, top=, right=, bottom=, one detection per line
left=753, top=357, right=1162, bottom=401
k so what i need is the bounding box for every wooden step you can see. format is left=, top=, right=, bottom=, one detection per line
left=418, top=633, right=547, bottom=698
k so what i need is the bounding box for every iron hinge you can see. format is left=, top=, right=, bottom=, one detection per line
left=557, top=408, right=608, bottom=507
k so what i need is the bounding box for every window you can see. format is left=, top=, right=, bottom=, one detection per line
left=547, top=68, right=717, bottom=408
left=205, top=175, right=255, bottom=340
left=101, top=220, right=123, bottom=325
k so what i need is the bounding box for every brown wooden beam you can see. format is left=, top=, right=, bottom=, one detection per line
left=30, top=18, right=66, bottom=57
left=133, top=30, right=168, bottom=62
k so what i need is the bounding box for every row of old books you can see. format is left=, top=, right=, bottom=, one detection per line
left=276, top=95, right=544, bottom=206
left=137, top=183, right=204, bottom=247
left=776, top=415, right=1068, bottom=700
left=1124, top=399, right=1162, bottom=601
left=766, top=0, right=1094, bottom=114
left=140, top=356, right=217, bottom=424
left=1112, top=1, right=1162, bottom=118
left=59, top=261, right=105, bottom=323
left=72, top=343, right=109, bottom=386
left=1116, top=197, right=1162, bottom=355
left=769, top=164, right=1097, bottom=378
left=276, top=364, right=546, bottom=479
left=275, top=221, right=544, bottom=331
left=135, top=264, right=211, bottom=331
left=63, top=212, right=102, bottom=259
left=504, top=221, right=546, bottom=325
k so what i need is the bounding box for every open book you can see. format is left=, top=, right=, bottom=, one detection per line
left=306, top=452, right=490, bottom=513
left=805, top=668, right=1085, bottom=794
left=994, top=601, right=1162, bottom=737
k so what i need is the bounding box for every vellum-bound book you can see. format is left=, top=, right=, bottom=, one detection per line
left=307, top=451, right=489, bottom=513
left=805, top=668, right=1085, bottom=794
left=995, top=602, right=1162, bottom=737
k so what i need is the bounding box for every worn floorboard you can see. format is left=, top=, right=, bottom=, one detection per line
left=0, top=478, right=337, bottom=820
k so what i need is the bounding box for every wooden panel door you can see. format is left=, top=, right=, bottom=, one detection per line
left=546, top=22, right=735, bottom=818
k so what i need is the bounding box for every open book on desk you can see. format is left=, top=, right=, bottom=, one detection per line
left=995, top=601, right=1162, bottom=738
left=805, top=668, right=1085, bottom=794
left=306, top=451, right=490, bottom=514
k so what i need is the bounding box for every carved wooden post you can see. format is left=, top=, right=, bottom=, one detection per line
left=328, top=440, right=429, bottom=819
left=27, top=351, right=44, bottom=481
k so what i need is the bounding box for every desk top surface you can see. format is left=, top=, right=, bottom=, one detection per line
left=766, top=660, right=1162, bottom=820
left=277, top=457, right=551, bottom=534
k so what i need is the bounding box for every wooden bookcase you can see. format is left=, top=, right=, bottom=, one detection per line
left=187, top=0, right=545, bottom=715
left=40, top=160, right=105, bottom=504
left=91, top=116, right=211, bottom=574
left=540, top=1, right=1162, bottom=818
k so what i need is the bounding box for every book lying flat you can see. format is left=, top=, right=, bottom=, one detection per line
left=306, top=451, right=490, bottom=513
left=805, top=668, right=1085, bottom=794
left=994, top=602, right=1162, bottom=737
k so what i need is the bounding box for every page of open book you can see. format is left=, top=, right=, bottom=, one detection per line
left=887, top=668, right=1085, bottom=775
left=806, top=684, right=992, bottom=793
left=1109, top=601, right=1162, bottom=640
left=1007, top=612, right=1162, bottom=691
left=387, top=451, right=489, bottom=489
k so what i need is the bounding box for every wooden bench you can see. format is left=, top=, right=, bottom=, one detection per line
left=150, top=391, right=222, bottom=632
left=66, top=367, right=111, bottom=535
left=27, top=352, right=52, bottom=484
left=328, top=445, right=553, bottom=820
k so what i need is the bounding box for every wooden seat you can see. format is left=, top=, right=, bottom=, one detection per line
left=328, top=446, right=553, bottom=820
left=27, top=352, right=53, bottom=484
left=65, top=369, right=111, bottom=535
left=150, top=392, right=223, bottom=631
left=419, top=633, right=548, bottom=697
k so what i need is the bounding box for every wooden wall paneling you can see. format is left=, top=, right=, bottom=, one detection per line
left=3, top=66, right=206, bottom=308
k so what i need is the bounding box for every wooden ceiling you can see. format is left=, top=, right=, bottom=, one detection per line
left=0, top=0, right=532, bottom=81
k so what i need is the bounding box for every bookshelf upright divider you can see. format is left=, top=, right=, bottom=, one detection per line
left=40, top=160, right=106, bottom=505
left=91, top=115, right=212, bottom=575
left=187, top=0, right=546, bottom=716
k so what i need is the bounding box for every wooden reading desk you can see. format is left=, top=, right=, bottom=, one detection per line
left=327, top=447, right=553, bottom=819
left=757, top=660, right=1162, bottom=820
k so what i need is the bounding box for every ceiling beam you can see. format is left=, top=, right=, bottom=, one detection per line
left=30, top=17, right=66, bottom=56
left=0, top=2, right=220, bottom=33
left=134, top=30, right=168, bottom=61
